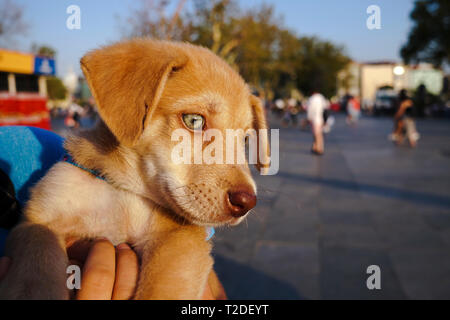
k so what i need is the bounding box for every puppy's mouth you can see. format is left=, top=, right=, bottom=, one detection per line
left=193, top=215, right=245, bottom=227
left=171, top=200, right=242, bottom=227
left=162, top=183, right=245, bottom=227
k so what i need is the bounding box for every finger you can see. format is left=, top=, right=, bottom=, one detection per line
left=112, top=243, right=139, bottom=300
left=0, top=257, right=11, bottom=281
left=76, top=239, right=116, bottom=300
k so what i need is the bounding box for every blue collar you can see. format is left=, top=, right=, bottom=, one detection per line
left=62, top=153, right=107, bottom=181
left=205, top=227, right=215, bottom=241
left=62, top=152, right=214, bottom=240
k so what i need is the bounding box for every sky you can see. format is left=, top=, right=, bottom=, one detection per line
left=8, top=0, right=415, bottom=78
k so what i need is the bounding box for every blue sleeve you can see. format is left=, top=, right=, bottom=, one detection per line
left=0, top=126, right=64, bottom=256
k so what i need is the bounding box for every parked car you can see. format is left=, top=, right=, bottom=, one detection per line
left=373, top=89, right=397, bottom=115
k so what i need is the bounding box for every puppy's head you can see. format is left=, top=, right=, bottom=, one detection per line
left=81, top=39, right=269, bottom=227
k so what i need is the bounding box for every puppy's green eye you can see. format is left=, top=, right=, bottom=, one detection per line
left=182, top=114, right=205, bottom=131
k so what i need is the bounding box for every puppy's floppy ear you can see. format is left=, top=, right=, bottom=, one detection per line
left=80, top=41, right=187, bottom=146
left=250, top=95, right=270, bottom=174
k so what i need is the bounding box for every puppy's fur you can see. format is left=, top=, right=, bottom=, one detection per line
left=0, top=39, right=268, bottom=299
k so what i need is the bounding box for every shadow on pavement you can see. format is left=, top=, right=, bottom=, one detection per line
left=277, top=171, right=450, bottom=209
left=213, top=254, right=302, bottom=300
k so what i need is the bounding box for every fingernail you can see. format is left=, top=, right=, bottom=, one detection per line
left=117, top=243, right=130, bottom=250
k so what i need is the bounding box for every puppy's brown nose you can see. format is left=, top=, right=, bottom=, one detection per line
left=227, top=190, right=257, bottom=217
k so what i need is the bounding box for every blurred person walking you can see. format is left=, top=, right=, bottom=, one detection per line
left=323, top=110, right=335, bottom=134
left=282, top=98, right=299, bottom=127
left=415, top=84, right=427, bottom=118
left=65, top=101, right=84, bottom=129
left=346, top=95, right=361, bottom=125
left=299, top=99, right=310, bottom=131
left=287, top=97, right=299, bottom=127
left=274, top=97, right=286, bottom=119
left=307, top=91, right=328, bottom=155
left=390, top=89, right=420, bottom=148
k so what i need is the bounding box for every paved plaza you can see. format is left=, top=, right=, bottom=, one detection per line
left=213, top=113, right=450, bottom=300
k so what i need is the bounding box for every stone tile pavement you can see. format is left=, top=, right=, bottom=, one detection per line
left=213, top=113, right=450, bottom=300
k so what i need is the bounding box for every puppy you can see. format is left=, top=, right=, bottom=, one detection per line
left=0, top=39, right=269, bottom=299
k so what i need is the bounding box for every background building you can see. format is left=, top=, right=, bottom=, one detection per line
left=338, top=61, right=444, bottom=111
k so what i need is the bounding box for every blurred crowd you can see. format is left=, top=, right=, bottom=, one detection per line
left=254, top=84, right=437, bottom=154
left=50, top=99, right=97, bottom=130
left=261, top=92, right=361, bottom=132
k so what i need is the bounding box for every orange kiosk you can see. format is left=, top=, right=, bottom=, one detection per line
left=0, top=49, right=55, bottom=130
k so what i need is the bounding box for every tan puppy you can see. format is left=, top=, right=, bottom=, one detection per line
left=0, top=39, right=269, bottom=299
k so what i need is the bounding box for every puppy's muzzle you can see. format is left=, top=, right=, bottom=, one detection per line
left=226, top=189, right=257, bottom=217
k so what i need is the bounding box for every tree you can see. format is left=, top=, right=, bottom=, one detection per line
left=295, top=37, right=350, bottom=98
left=118, top=0, right=350, bottom=98
left=271, top=30, right=304, bottom=92
left=401, top=0, right=450, bottom=67
left=233, top=5, right=284, bottom=88
left=0, top=0, right=29, bottom=45
left=46, top=77, right=67, bottom=100
left=31, top=44, right=56, bottom=58
left=189, top=0, right=241, bottom=66
left=119, top=0, right=190, bottom=40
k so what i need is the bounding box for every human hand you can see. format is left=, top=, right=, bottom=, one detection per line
left=0, top=238, right=139, bottom=300
left=66, top=238, right=139, bottom=300
left=0, top=238, right=223, bottom=300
